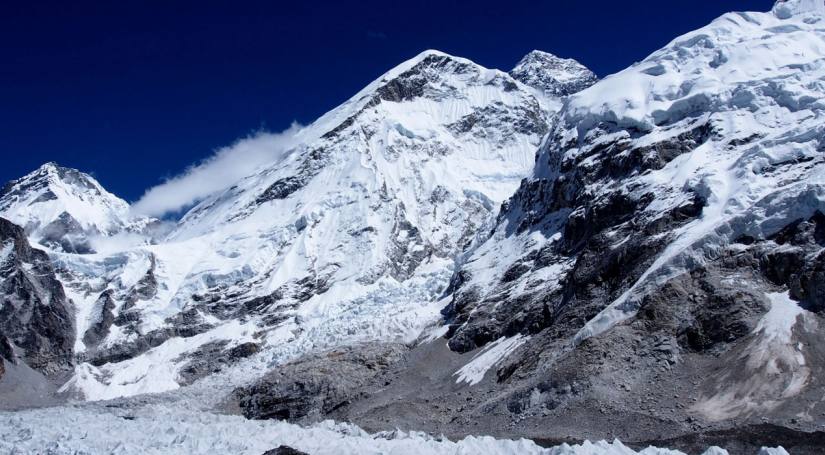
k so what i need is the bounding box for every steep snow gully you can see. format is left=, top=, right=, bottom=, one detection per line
left=1, top=1, right=824, bottom=454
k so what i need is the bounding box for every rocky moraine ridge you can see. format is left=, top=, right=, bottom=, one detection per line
left=1, top=1, right=825, bottom=454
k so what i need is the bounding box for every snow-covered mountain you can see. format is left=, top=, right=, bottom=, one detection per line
left=227, top=1, right=825, bottom=451
left=450, top=0, right=825, bottom=348
left=2, top=1, right=825, bottom=452
left=0, top=162, right=155, bottom=254
left=366, top=0, right=825, bottom=443
left=0, top=49, right=597, bottom=401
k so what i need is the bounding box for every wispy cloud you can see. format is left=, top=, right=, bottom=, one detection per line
left=132, top=123, right=303, bottom=217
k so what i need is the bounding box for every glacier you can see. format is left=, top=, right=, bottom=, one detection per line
left=0, top=1, right=823, bottom=453
left=0, top=404, right=787, bottom=455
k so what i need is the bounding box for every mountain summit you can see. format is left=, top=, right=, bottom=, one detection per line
left=0, top=162, right=148, bottom=253
left=509, top=50, right=598, bottom=97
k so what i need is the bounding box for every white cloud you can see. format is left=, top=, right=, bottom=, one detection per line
left=132, top=123, right=303, bottom=217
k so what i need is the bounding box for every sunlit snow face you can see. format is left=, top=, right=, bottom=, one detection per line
left=773, top=0, right=825, bottom=19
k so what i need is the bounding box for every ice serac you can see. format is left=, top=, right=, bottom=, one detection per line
left=53, top=49, right=567, bottom=400
left=305, top=3, right=825, bottom=446
left=0, top=162, right=154, bottom=254
left=773, top=0, right=825, bottom=18
left=509, top=50, right=598, bottom=97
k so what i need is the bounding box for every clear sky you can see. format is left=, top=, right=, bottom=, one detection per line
left=1, top=0, right=775, bottom=202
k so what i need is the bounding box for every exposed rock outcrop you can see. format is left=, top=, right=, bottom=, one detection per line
left=233, top=343, right=407, bottom=422
left=261, top=447, right=309, bottom=455
left=0, top=217, right=74, bottom=375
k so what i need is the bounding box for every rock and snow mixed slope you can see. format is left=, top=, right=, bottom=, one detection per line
left=217, top=1, right=825, bottom=452
left=2, top=1, right=824, bottom=453
left=449, top=0, right=825, bottom=348
left=0, top=163, right=155, bottom=254
left=509, top=50, right=598, bottom=98
left=387, top=0, right=825, bottom=443
left=0, top=49, right=596, bottom=401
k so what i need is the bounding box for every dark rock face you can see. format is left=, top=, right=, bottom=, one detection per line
left=110, top=256, right=159, bottom=332
left=82, top=290, right=116, bottom=348
left=262, top=446, right=309, bottom=455
left=257, top=176, right=307, bottom=203
left=86, top=322, right=214, bottom=367
left=254, top=148, right=329, bottom=206
left=758, top=211, right=825, bottom=311
left=0, top=217, right=74, bottom=375
left=448, top=100, right=549, bottom=141
left=80, top=254, right=197, bottom=367
left=0, top=335, right=13, bottom=380
left=443, top=122, right=715, bottom=354
left=233, top=343, right=407, bottom=422
left=176, top=341, right=261, bottom=386
left=318, top=237, right=823, bottom=446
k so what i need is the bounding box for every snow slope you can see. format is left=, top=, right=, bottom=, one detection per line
left=453, top=334, right=530, bottom=385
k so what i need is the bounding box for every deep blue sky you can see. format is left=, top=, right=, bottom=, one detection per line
left=2, top=0, right=774, bottom=202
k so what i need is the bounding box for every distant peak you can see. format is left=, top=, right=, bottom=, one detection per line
left=32, top=161, right=74, bottom=178
left=35, top=162, right=81, bottom=179
left=516, top=50, right=569, bottom=64
left=773, top=0, right=825, bottom=18
left=510, top=50, right=597, bottom=97
left=39, top=161, right=61, bottom=172
left=18, top=162, right=103, bottom=194
left=412, top=49, right=451, bottom=60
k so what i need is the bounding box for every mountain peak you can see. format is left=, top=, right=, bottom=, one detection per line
left=379, top=49, right=480, bottom=86
left=411, top=49, right=451, bottom=60
left=509, top=50, right=597, bottom=97
left=0, top=163, right=136, bottom=252
left=773, top=0, right=825, bottom=18
left=40, top=161, right=60, bottom=171
left=31, top=162, right=102, bottom=192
